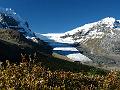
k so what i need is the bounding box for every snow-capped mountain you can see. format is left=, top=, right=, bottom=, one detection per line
left=41, top=17, right=120, bottom=44
left=38, top=17, right=120, bottom=69
left=0, top=8, right=35, bottom=37
left=0, top=8, right=53, bottom=62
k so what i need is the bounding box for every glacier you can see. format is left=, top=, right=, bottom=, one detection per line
left=37, top=17, right=120, bottom=62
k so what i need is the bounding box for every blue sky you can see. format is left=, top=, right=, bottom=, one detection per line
left=0, top=0, right=120, bottom=33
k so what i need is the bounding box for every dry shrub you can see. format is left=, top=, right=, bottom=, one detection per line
left=0, top=60, right=120, bottom=90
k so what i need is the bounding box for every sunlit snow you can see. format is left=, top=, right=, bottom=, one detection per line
left=67, top=53, right=91, bottom=62
left=53, top=47, right=78, bottom=51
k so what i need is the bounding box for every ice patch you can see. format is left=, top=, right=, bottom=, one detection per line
left=67, top=53, right=92, bottom=62
left=53, top=47, right=78, bottom=51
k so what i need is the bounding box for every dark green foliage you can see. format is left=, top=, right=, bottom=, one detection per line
left=38, top=53, right=107, bottom=75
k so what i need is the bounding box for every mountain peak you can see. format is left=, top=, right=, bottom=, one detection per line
left=0, top=8, right=35, bottom=37
left=99, top=17, right=116, bottom=27
left=101, top=17, right=115, bottom=22
left=41, top=17, right=120, bottom=44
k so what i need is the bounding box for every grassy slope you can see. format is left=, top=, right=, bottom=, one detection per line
left=0, top=60, right=119, bottom=90
left=36, top=52, right=107, bottom=75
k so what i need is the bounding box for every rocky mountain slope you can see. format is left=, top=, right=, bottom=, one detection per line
left=40, top=17, right=120, bottom=70
left=0, top=8, right=52, bottom=63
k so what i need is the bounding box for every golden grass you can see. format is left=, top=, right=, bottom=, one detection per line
left=0, top=60, right=120, bottom=90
